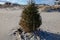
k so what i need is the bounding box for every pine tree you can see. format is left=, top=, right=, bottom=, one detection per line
left=19, top=0, right=42, bottom=33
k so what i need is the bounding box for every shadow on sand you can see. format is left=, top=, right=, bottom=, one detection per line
left=34, top=30, right=60, bottom=40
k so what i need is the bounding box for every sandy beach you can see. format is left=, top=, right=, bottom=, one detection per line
left=0, top=8, right=60, bottom=40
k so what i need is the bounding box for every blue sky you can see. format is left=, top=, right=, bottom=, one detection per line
left=0, top=0, right=55, bottom=5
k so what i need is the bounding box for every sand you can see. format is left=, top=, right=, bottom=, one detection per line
left=0, top=8, right=60, bottom=40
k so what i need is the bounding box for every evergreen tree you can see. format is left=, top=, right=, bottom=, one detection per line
left=19, top=0, right=42, bottom=33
